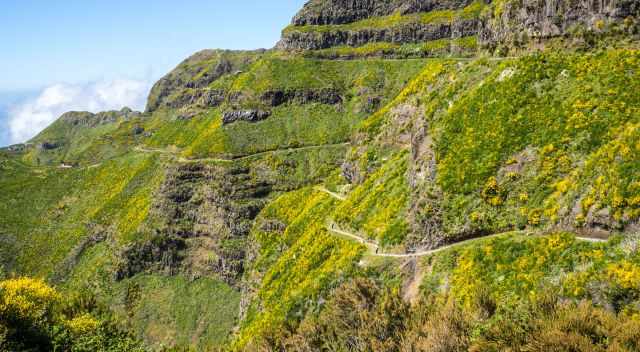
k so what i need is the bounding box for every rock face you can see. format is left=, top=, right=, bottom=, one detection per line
left=292, top=0, right=477, bottom=25
left=60, top=107, right=141, bottom=128
left=38, top=141, right=60, bottom=151
left=114, top=235, right=186, bottom=280
left=481, top=0, right=640, bottom=46
left=146, top=50, right=264, bottom=112
left=222, top=110, right=272, bottom=125
left=261, top=88, right=343, bottom=106
left=280, top=19, right=481, bottom=50
left=281, top=0, right=639, bottom=52
left=278, top=0, right=483, bottom=50
left=4, top=144, right=28, bottom=153
left=112, top=162, right=272, bottom=285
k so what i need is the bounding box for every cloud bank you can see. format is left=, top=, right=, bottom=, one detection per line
left=7, top=79, right=152, bottom=144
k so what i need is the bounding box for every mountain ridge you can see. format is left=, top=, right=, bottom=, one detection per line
left=1, top=0, right=640, bottom=351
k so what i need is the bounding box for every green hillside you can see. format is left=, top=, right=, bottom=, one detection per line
left=1, top=0, right=640, bottom=351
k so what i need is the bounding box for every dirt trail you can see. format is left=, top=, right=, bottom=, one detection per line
left=327, top=222, right=523, bottom=258
left=316, top=187, right=608, bottom=259
left=313, top=186, right=346, bottom=201
left=134, top=142, right=350, bottom=163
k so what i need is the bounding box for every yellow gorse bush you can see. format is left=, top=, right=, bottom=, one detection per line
left=607, top=261, right=640, bottom=290
left=65, top=313, right=100, bottom=335
left=0, top=277, right=60, bottom=323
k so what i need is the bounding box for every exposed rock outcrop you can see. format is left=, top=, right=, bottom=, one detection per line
left=38, top=141, right=61, bottom=151
left=4, top=144, right=28, bottom=153
left=114, top=234, right=186, bottom=280
left=480, top=0, right=640, bottom=47
left=261, top=88, right=343, bottom=106
left=146, top=50, right=264, bottom=112
left=60, top=107, right=141, bottom=128
left=113, top=162, right=272, bottom=285
left=222, top=110, right=272, bottom=125
left=280, top=18, right=481, bottom=50
left=281, top=0, right=639, bottom=53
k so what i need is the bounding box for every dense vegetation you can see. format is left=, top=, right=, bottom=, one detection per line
left=1, top=0, right=639, bottom=350
left=0, top=276, right=143, bottom=351
left=250, top=233, right=640, bottom=351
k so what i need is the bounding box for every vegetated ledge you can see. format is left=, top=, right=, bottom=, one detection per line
left=301, top=36, right=478, bottom=59
left=278, top=1, right=485, bottom=50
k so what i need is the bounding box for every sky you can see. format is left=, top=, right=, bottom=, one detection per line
left=0, top=0, right=306, bottom=146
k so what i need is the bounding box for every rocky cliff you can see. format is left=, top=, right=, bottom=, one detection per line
left=481, top=0, right=640, bottom=48
left=279, top=0, right=485, bottom=51
left=291, top=0, right=478, bottom=25
left=279, top=0, right=639, bottom=54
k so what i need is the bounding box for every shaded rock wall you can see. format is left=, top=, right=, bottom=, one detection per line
left=279, top=18, right=481, bottom=50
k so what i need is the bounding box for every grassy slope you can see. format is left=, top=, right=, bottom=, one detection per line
left=333, top=151, right=410, bottom=246
left=145, top=56, right=428, bottom=159
left=112, top=275, right=240, bottom=349
left=236, top=188, right=364, bottom=350
left=24, top=113, right=147, bottom=166
left=0, top=53, right=427, bottom=350
left=3, top=35, right=640, bottom=351
left=0, top=150, right=243, bottom=350
left=227, top=51, right=639, bottom=349
left=420, top=231, right=640, bottom=330
left=0, top=153, right=162, bottom=276
left=345, top=49, right=640, bottom=245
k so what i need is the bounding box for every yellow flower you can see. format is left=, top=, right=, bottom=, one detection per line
left=66, top=314, right=100, bottom=335
left=0, top=277, right=60, bottom=323
left=607, top=262, right=640, bottom=290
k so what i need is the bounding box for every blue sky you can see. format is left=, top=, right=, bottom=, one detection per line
left=0, top=0, right=307, bottom=146
left=0, top=0, right=306, bottom=91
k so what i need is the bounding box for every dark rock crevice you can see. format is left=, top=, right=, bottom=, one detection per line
left=261, top=88, right=343, bottom=107
left=222, top=110, right=272, bottom=125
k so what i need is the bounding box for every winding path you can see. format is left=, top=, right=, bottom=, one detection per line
left=315, top=187, right=608, bottom=258
left=313, top=186, right=346, bottom=201
left=134, top=142, right=350, bottom=163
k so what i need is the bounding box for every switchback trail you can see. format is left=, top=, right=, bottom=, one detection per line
left=327, top=221, right=607, bottom=259
left=313, top=186, right=346, bottom=201
left=134, top=142, right=350, bottom=163
left=315, top=187, right=608, bottom=259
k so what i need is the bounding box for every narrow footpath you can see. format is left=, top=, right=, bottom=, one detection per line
left=314, top=187, right=608, bottom=258
left=134, top=142, right=350, bottom=163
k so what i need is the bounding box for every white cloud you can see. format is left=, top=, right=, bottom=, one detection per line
left=7, top=79, right=152, bottom=144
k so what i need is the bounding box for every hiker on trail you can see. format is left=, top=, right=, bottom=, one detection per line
left=375, top=248, right=379, bottom=254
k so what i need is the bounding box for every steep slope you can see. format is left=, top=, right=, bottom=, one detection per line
left=343, top=49, right=640, bottom=250
left=1, top=0, right=640, bottom=351
left=0, top=49, right=428, bottom=350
